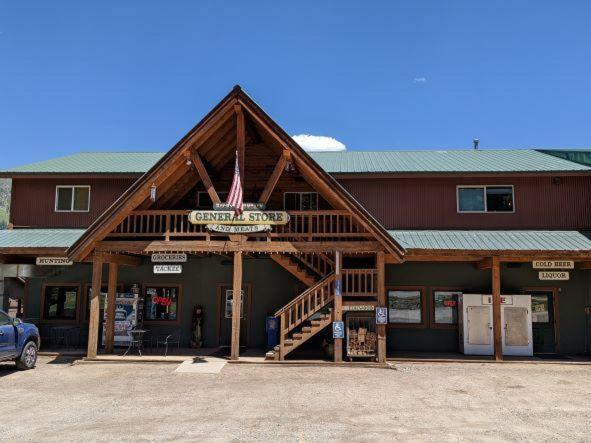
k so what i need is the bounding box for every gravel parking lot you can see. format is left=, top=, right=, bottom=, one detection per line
left=1, top=356, right=590, bottom=441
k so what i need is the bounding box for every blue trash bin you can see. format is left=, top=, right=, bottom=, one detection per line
left=265, top=316, right=279, bottom=349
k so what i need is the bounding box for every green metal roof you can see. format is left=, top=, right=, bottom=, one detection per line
left=2, top=149, right=591, bottom=175
left=1, top=152, right=163, bottom=174
left=0, top=229, right=85, bottom=249
left=538, top=150, right=591, bottom=167
left=389, top=230, right=591, bottom=251
left=310, top=150, right=591, bottom=173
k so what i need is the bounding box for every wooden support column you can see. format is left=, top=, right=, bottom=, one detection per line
left=104, top=263, right=118, bottom=354
left=87, top=257, right=103, bottom=359
left=230, top=249, right=243, bottom=360
left=235, top=104, right=245, bottom=188
left=333, top=250, right=343, bottom=362
left=376, top=251, right=386, bottom=363
left=491, top=256, right=503, bottom=361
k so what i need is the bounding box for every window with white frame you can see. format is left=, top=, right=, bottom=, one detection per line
left=197, top=191, right=228, bottom=209
left=283, top=192, right=318, bottom=210
left=55, top=186, right=90, bottom=212
left=457, top=186, right=514, bottom=213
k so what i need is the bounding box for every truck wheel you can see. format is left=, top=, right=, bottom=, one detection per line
left=15, top=341, right=38, bottom=370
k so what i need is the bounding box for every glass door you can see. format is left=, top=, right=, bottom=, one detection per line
left=530, top=291, right=556, bottom=353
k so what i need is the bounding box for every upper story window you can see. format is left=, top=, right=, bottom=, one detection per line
left=457, top=186, right=514, bottom=213
left=55, top=186, right=90, bottom=212
left=284, top=192, right=318, bottom=210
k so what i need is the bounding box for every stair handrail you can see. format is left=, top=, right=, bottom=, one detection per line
left=274, top=273, right=336, bottom=317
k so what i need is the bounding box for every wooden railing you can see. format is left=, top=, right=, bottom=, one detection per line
left=109, top=210, right=371, bottom=241
left=291, top=252, right=334, bottom=277
left=341, top=269, right=378, bottom=297
left=275, top=273, right=336, bottom=342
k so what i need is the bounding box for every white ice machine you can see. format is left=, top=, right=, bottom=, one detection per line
left=458, top=294, right=533, bottom=357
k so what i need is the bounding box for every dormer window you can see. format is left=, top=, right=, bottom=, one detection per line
left=284, top=192, right=318, bottom=210
left=55, top=186, right=91, bottom=212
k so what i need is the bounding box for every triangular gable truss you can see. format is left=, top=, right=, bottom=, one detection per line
left=68, top=86, right=405, bottom=262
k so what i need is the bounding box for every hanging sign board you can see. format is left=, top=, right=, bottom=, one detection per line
left=376, top=307, right=388, bottom=325
left=343, top=305, right=374, bottom=312
left=532, top=260, right=574, bottom=269
left=332, top=321, right=345, bottom=339
left=214, top=202, right=265, bottom=211
left=539, top=271, right=569, bottom=281
left=36, top=257, right=73, bottom=266
left=188, top=210, right=289, bottom=226
left=206, top=224, right=272, bottom=234
left=151, top=253, right=187, bottom=263
left=153, top=264, right=182, bottom=274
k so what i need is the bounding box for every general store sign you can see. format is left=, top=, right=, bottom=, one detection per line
left=532, top=260, right=574, bottom=269
left=153, top=264, right=183, bottom=274
left=151, top=253, right=187, bottom=263
left=188, top=210, right=290, bottom=226
left=36, top=257, right=73, bottom=266
left=539, top=271, right=569, bottom=281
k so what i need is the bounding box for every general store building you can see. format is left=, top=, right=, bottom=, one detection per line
left=1, top=87, right=591, bottom=362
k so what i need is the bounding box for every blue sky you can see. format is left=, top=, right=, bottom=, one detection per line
left=1, top=1, right=590, bottom=168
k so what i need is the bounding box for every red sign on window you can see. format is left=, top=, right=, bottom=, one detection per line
left=152, top=296, right=173, bottom=307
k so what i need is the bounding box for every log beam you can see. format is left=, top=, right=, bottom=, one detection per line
left=475, top=258, right=492, bottom=270
left=491, top=256, right=503, bottom=361
left=104, top=263, right=118, bottom=354
left=333, top=250, right=343, bottom=363
left=190, top=151, right=221, bottom=204
left=376, top=251, right=387, bottom=363
left=230, top=250, right=243, bottom=360
left=90, top=253, right=142, bottom=267
left=87, top=257, right=103, bottom=359
left=258, top=152, right=288, bottom=205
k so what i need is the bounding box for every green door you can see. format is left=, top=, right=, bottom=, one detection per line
left=531, top=291, right=556, bottom=353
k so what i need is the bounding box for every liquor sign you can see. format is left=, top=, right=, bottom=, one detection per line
left=539, top=271, right=569, bottom=281
left=36, top=257, right=73, bottom=266
left=332, top=321, right=345, bottom=339
left=151, top=253, right=187, bottom=263
left=206, top=224, right=272, bottom=234
left=532, top=260, right=574, bottom=270
left=188, top=210, right=290, bottom=226
left=375, top=307, right=388, bottom=325
left=153, top=264, right=183, bottom=274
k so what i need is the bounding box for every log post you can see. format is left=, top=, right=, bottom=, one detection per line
left=491, top=256, right=503, bottom=361
left=230, top=250, right=243, bottom=360
left=104, top=262, right=118, bottom=354
left=333, top=250, right=343, bottom=362
left=376, top=251, right=386, bottom=363
left=87, top=257, right=103, bottom=359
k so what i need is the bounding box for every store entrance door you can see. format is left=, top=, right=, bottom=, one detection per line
left=218, top=285, right=251, bottom=347
left=530, top=291, right=556, bottom=353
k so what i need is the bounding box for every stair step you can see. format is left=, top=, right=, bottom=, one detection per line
left=292, top=333, right=305, bottom=339
left=302, top=326, right=312, bottom=333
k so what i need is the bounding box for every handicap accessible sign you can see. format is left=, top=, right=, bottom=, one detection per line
left=332, top=321, right=345, bottom=339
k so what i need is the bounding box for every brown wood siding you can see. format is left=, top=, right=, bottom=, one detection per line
left=10, top=177, right=137, bottom=228
left=338, top=175, right=591, bottom=230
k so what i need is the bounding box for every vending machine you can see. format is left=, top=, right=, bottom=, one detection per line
left=102, top=284, right=142, bottom=347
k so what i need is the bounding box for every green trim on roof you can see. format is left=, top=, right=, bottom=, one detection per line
left=538, top=150, right=591, bottom=167
left=3, top=149, right=591, bottom=175
left=388, top=230, right=591, bottom=251
left=0, top=229, right=85, bottom=249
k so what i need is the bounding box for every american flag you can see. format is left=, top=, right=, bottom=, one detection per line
left=226, top=150, right=243, bottom=215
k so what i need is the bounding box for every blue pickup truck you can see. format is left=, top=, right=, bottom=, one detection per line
left=0, top=309, right=39, bottom=370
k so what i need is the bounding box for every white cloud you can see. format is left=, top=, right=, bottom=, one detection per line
left=413, top=77, right=427, bottom=83
left=292, top=134, right=346, bottom=152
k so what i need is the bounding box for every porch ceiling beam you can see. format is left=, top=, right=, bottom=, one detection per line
left=96, top=240, right=384, bottom=254
left=475, top=258, right=492, bottom=270
left=86, top=252, right=143, bottom=267
left=405, top=250, right=591, bottom=262
left=578, top=261, right=591, bottom=270
left=190, top=151, right=221, bottom=204
left=258, top=151, right=289, bottom=205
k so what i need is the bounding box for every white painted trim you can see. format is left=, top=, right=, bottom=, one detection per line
left=456, top=185, right=515, bottom=214
left=54, top=185, right=91, bottom=213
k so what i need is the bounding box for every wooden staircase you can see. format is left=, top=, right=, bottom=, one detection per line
left=266, top=273, right=336, bottom=360
left=269, top=254, right=317, bottom=286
